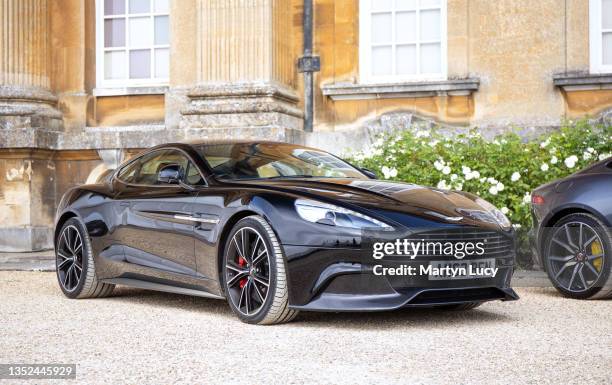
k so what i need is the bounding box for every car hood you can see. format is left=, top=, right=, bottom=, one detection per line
left=236, top=178, right=503, bottom=229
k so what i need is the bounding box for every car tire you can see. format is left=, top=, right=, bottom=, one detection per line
left=437, top=302, right=482, bottom=311
left=222, top=215, right=298, bottom=325
left=55, top=218, right=115, bottom=299
left=543, top=213, right=612, bottom=299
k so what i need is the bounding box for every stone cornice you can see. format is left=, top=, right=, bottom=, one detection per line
left=321, top=78, right=480, bottom=101
left=553, top=73, right=612, bottom=91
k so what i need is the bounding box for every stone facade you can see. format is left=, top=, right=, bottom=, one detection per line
left=1, top=0, right=611, bottom=251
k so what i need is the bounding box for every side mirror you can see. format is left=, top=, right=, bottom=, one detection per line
left=157, top=164, right=183, bottom=184
left=360, top=168, right=377, bottom=179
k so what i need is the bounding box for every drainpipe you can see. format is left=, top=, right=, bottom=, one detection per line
left=298, top=0, right=320, bottom=132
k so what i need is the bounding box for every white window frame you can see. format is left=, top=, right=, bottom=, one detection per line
left=95, top=0, right=170, bottom=89
left=359, top=0, right=447, bottom=84
left=589, top=0, right=612, bottom=73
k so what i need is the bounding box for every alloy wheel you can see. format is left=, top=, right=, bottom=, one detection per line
left=56, top=225, right=84, bottom=292
left=548, top=222, right=605, bottom=293
left=225, top=227, right=271, bottom=316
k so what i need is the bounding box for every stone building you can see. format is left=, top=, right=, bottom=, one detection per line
left=0, top=0, right=611, bottom=251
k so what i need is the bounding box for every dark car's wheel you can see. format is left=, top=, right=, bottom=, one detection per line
left=543, top=213, right=612, bottom=299
left=55, top=218, right=114, bottom=299
left=222, top=215, right=298, bottom=325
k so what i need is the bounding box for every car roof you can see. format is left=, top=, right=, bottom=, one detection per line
left=180, top=139, right=291, bottom=146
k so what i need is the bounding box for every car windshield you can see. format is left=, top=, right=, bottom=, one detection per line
left=194, top=143, right=368, bottom=180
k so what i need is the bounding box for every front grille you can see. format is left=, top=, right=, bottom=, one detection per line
left=390, top=227, right=514, bottom=260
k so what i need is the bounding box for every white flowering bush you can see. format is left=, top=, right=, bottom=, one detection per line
left=350, top=120, right=612, bottom=264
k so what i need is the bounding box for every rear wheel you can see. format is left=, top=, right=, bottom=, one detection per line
left=222, top=216, right=298, bottom=325
left=55, top=218, right=114, bottom=299
left=543, top=213, right=612, bottom=299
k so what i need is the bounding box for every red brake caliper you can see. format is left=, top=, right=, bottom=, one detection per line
left=238, top=256, right=248, bottom=289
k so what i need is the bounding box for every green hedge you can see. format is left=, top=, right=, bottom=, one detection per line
left=349, top=120, right=612, bottom=265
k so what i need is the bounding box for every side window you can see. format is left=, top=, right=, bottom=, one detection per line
left=117, top=158, right=141, bottom=183
left=185, top=162, right=206, bottom=185
left=132, top=150, right=189, bottom=185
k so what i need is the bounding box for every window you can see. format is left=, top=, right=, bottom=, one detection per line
left=359, top=0, right=447, bottom=83
left=117, top=150, right=204, bottom=186
left=96, top=0, right=170, bottom=88
left=590, top=0, right=612, bottom=73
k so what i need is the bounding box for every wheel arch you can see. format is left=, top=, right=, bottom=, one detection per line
left=216, top=209, right=260, bottom=290
left=54, top=211, right=79, bottom=251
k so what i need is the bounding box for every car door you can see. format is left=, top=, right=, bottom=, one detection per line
left=114, top=149, right=200, bottom=278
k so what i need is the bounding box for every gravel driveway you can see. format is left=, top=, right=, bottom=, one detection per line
left=1, top=271, right=610, bottom=385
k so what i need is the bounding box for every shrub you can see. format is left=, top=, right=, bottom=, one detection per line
left=349, top=119, right=612, bottom=266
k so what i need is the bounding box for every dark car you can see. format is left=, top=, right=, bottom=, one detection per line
left=531, top=157, right=612, bottom=299
left=54, top=141, right=518, bottom=324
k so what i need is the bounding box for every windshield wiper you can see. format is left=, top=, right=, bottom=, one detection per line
left=265, top=175, right=316, bottom=179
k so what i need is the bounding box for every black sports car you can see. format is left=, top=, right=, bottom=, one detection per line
left=54, top=141, right=518, bottom=324
left=531, top=157, right=612, bottom=299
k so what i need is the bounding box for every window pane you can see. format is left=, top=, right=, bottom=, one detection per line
left=154, top=16, right=169, bottom=45
left=420, top=9, right=441, bottom=41
left=129, top=0, right=150, bottom=13
left=603, top=0, right=612, bottom=29
left=603, top=33, right=612, bottom=65
left=129, top=17, right=152, bottom=46
left=104, top=0, right=125, bottom=15
left=153, top=0, right=169, bottom=13
left=372, top=13, right=392, bottom=44
left=396, top=44, right=417, bottom=74
left=130, top=49, right=151, bottom=78
left=104, top=19, right=125, bottom=47
left=420, top=43, right=441, bottom=73
left=154, top=48, right=169, bottom=78
left=372, top=46, right=392, bottom=76
left=104, top=51, right=126, bottom=79
left=420, top=0, right=440, bottom=7
left=395, top=0, right=417, bottom=10
left=396, top=11, right=416, bottom=42
left=371, top=0, right=392, bottom=11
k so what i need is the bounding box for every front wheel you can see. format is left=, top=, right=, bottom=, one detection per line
left=543, top=213, right=612, bottom=299
left=222, top=215, right=298, bottom=325
left=55, top=218, right=114, bottom=299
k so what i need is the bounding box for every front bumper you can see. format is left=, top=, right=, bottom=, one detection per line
left=284, top=244, right=518, bottom=312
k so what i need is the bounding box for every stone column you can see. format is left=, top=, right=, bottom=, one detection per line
left=0, top=0, right=60, bottom=251
left=177, top=0, right=303, bottom=140
left=0, top=0, right=61, bottom=132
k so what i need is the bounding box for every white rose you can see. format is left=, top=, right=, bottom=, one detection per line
left=501, top=207, right=509, bottom=214
left=462, top=166, right=471, bottom=175
left=434, top=160, right=444, bottom=171
left=450, top=174, right=458, bottom=181
left=583, top=152, right=592, bottom=160
left=496, top=182, right=505, bottom=191
left=442, top=166, right=451, bottom=175
left=389, top=167, right=398, bottom=178
left=522, top=193, right=531, bottom=204
left=489, top=186, right=498, bottom=195
left=599, top=153, right=610, bottom=160
left=564, top=155, right=578, bottom=168
left=511, top=172, right=521, bottom=182
left=381, top=166, right=391, bottom=179
left=550, top=156, right=558, bottom=164
left=540, top=163, right=549, bottom=172
left=455, top=183, right=463, bottom=191
left=587, top=147, right=594, bottom=153
left=437, top=180, right=448, bottom=189
left=472, top=171, right=480, bottom=179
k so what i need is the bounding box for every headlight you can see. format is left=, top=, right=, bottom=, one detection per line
left=294, top=199, right=393, bottom=230
left=476, top=198, right=512, bottom=230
